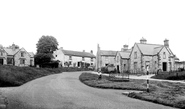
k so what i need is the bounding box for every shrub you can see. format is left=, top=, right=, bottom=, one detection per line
left=101, top=67, right=108, bottom=73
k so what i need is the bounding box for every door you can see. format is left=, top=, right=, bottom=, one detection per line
left=163, top=62, right=167, bottom=71
left=117, top=65, right=119, bottom=73
left=0, top=59, right=3, bottom=65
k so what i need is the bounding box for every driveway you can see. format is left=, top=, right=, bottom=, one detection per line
left=1, top=72, right=175, bottom=109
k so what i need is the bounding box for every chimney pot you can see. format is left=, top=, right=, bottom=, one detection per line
left=140, top=37, right=147, bottom=44
left=123, top=44, right=128, bottom=51
left=164, top=39, right=169, bottom=47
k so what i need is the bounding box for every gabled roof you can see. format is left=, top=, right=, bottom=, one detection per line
left=153, top=46, right=163, bottom=55
left=62, top=50, right=95, bottom=58
left=28, top=52, right=34, bottom=57
left=119, top=51, right=130, bottom=59
left=100, top=50, right=117, bottom=56
left=136, top=43, right=163, bottom=55
left=4, top=48, right=20, bottom=55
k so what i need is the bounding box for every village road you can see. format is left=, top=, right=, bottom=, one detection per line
left=2, top=71, right=175, bottom=109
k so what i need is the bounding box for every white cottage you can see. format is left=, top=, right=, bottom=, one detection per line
left=53, top=47, right=96, bottom=68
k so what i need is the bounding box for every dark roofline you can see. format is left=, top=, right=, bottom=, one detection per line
left=62, top=50, right=96, bottom=58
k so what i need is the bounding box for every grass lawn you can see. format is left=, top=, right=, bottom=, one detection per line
left=151, top=71, right=185, bottom=80
left=0, top=65, right=90, bottom=87
left=80, top=72, right=185, bottom=108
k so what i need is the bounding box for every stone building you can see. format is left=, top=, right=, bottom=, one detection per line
left=130, top=37, right=176, bottom=73
left=53, top=47, right=96, bottom=68
left=96, top=44, right=117, bottom=70
left=115, top=44, right=131, bottom=73
left=0, top=44, right=34, bottom=66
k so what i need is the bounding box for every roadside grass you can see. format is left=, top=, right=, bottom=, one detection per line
left=80, top=72, right=185, bottom=108
left=151, top=71, right=185, bottom=80
left=0, top=65, right=90, bottom=87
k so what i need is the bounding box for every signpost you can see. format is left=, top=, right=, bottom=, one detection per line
left=146, top=65, right=149, bottom=92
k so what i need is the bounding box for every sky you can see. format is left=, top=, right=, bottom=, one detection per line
left=0, top=0, right=185, bottom=60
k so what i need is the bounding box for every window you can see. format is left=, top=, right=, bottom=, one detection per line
left=20, top=59, right=25, bottom=64
left=82, top=57, right=85, bottom=61
left=145, top=61, right=150, bottom=68
left=69, top=61, right=72, bottom=65
left=69, top=56, right=72, bottom=60
left=134, top=52, right=137, bottom=59
left=134, top=62, right=137, bottom=70
left=91, top=58, right=93, bottom=62
left=7, top=58, right=13, bottom=64
left=163, top=52, right=166, bottom=59
left=21, top=52, right=24, bottom=57
left=91, top=63, right=93, bottom=65
left=30, top=60, right=33, bottom=66
left=55, top=55, right=57, bottom=57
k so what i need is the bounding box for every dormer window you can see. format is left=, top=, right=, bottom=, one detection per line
left=21, top=52, right=24, bottom=57
left=0, top=52, right=3, bottom=56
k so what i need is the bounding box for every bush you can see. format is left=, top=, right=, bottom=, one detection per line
left=101, top=67, right=108, bottom=73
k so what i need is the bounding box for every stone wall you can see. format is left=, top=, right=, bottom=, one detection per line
left=130, top=44, right=142, bottom=73
left=14, top=48, right=31, bottom=66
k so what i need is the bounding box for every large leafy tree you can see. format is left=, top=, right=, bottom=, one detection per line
left=36, top=35, right=58, bottom=54
left=35, top=35, right=59, bottom=66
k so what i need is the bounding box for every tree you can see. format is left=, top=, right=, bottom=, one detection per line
left=36, top=35, right=58, bottom=54
left=35, top=35, right=59, bottom=67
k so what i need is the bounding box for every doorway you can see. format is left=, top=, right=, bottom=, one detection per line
left=0, top=59, right=3, bottom=65
left=117, top=65, right=119, bottom=73
left=163, top=62, right=167, bottom=71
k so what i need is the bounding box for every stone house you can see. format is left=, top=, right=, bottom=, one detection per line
left=53, top=47, right=96, bottom=68
left=130, top=37, right=176, bottom=73
left=96, top=44, right=117, bottom=70
left=0, top=44, right=34, bottom=66
left=115, top=45, right=131, bottom=73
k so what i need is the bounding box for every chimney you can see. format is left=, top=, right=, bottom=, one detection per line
left=164, top=39, right=169, bottom=47
left=12, top=43, right=16, bottom=51
left=140, top=37, right=147, bottom=44
left=83, top=50, right=85, bottom=52
left=90, top=50, right=93, bottom=54
left=123, top=44, right=128, bottom=51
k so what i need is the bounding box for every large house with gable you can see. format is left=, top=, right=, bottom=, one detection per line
left=115, top=44, right=132, bottom=73
left=130, top=37, right=177, bottom=73
left=0, top=44, right=34, bottom=66
left=96, top=44, right=117, bottom=70
left=53, top=47, right=96, bottom=68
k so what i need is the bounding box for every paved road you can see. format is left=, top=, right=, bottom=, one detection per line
left=2, top=72, right=175, bottom=109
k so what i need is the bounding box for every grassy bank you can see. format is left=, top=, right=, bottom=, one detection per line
left=151, top=71, right=185, bottom=80
left=0, top=65, right=89, bottom=87
left=80, top=73, right=185, bottom=108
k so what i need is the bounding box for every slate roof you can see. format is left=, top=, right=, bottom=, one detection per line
left=119, top=51, right=130, bottom=59
left=100, top=50, right=117, bottom=56
left=28, top=52, right=34, bottom=57
left=153, top=47, right=163, bottom=55
left=136, top=43, right=163, bottom=55
left=62, top=50, right=95, bottom=58
left=4, top=48, right=19, bottom=55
